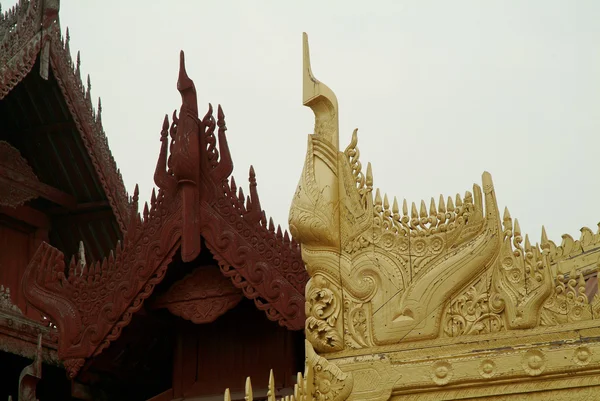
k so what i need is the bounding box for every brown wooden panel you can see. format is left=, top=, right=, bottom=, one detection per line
left=176, top=300, right=302, bottom=399
left=0, top=221, right=32, bottom=314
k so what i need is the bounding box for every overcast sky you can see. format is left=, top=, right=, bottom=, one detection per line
left=10, top=0, right=600, bottom=244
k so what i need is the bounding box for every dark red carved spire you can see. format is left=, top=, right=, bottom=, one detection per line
left=173, top=50, right=201, bottom=262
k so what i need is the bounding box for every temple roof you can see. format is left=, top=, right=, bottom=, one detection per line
left=22, top=50, right=308, bottom=379
left=0, top=0, right=131, bottom=253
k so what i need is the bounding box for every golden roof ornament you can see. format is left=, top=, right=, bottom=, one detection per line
left=230, top=33, right=600, bottom=401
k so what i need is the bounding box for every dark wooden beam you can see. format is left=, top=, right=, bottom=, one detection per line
left=0, top=205, right=50, bottom=229
left=0, top=167, right=76, bottom=209
left=48, top=201, right=111, bottom=215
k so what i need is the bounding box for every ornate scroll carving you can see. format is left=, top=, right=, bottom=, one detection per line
left=154, top=266, right=242, bottom=324
left=541, top=269, right=592, bottom=325
left=489, top=209, right=553, bottom=329
left=443, top=274, right=504, bottom=337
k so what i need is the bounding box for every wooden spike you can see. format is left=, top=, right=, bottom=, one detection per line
left=245, top=377, right=253, bottom=401
left=230, top=176, right=237, bottom=194
left=151, top=188, right=157, bottom=206
left=162, top=114, right=169, bottom=132
left=97, top=97, right=102, bottom=121
left=143, top=202, right=149, bottom=221
left=284, top=231, right=290, bottom=244
left=276, top=225, right=283, bottom=239
left=261, top=211, right=267, bottom=226
left=238, top=187, right=245, bottom=203
left=76, top=51, right=81, bottom=75
left=269, top=217, right=275, bottom=232
left=133, top=184, right=140, bottom=202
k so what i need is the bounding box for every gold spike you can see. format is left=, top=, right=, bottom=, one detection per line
left=447, top=196, right=455, bottom=212
left=541, top=225, right=549, bottom=246
left=224, top=388, right=231, bottom=401
left=383, top=194, right=389, bottom=210
left=402, top=199, right=408, bottom=216
left=503, top=207, right=513, bottom=232
left=438, top=195, right=446, bottom=213
left=514, top=219, right=521, bottom=237
left=411, top=202, right=418, bottom=219
left=525, top=234, right=531, bottom=250
left=473, top=183, right=483, bottom=208
left=455, top=193, right=463, bottom=207
left=297, top=372, right=304, bottom=395
left=392, top=197, right=399, bottom=215
left=245, top=377, right=253, bottom=401
left=464, top=190, right=473, bottom=203
left=429, top=197, right=436, bottom=216
left=419, top=200, right=427, bottom=218
left=366, top=162, right=373, bottom=190
left=268, top=369, right=276, bottom=401
left=375, top=189, right=382, bottom=206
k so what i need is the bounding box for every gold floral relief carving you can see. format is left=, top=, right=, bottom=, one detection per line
left=306, top=275, right=344, bottom=353
left=443, top=273, right=505, bottom=337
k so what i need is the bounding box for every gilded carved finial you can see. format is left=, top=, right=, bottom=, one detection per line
left=302, top=32, right=339, bottom=149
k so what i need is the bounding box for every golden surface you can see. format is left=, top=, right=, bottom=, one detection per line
left=227, top=33, right=600, bottom=401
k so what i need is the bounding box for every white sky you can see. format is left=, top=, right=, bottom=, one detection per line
left=9, top=0, right=600, bottom=244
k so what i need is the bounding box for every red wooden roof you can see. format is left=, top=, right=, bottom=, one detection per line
left=23, top=51, right=308, bottom=379
left=0, top=0, right=130, bottom=239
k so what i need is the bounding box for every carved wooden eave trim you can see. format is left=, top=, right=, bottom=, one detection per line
left=22, top=51, right=308, bottom=379
left=0, top=308, right=60, bottom=365
left=0, top=0, right=131, bottom=232
left=22, top=186, right=183, bottom=379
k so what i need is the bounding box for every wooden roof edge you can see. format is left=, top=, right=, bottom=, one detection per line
left=0, top=0, right=131, bottom=233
